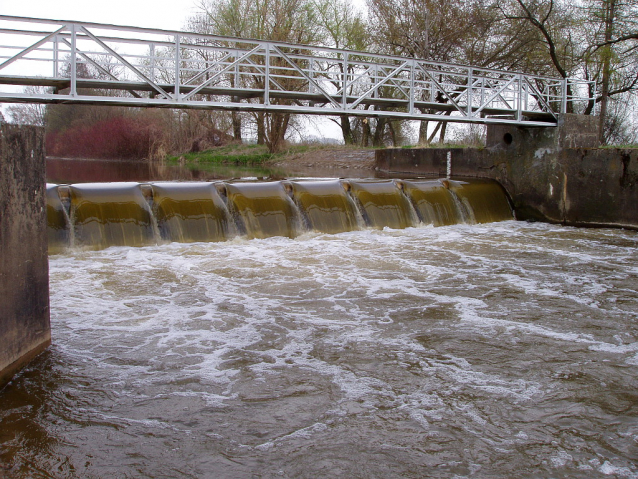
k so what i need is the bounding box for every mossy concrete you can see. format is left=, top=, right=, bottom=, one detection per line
left=0, top=124, right=50, bottom=389
left=377, top=114, right=638, bottom=229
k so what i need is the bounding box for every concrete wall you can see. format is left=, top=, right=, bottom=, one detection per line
left=0, top=124, right=50, bottom=389
left=377, top=114, right=638, bottom=229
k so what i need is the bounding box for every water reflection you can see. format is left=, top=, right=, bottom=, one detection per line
left=0, top=350, right=70, bottom=477
left=46, top=157, right=382, bottom=184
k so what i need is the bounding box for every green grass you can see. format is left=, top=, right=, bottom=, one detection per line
left=600, top=144, right=638, bottom=149
left=396, top=142, right=485, bottom=150
left=167, top=144, right=274, bottom=165
left=167, top=143, right=376, bottom=166
left=442, top=143, right=486, bottom=149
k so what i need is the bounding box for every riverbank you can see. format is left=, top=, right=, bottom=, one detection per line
left=267, top=146, right=376, bottom=177
left=169, top=143, right=377, bottom=178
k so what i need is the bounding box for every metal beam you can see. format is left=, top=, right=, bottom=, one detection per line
left=0, top=15, right=597, bottom=127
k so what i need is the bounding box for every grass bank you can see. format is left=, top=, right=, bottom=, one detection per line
left=599, top=144, right=638, bottom=149
left=167, top=143, right=323, bottom=166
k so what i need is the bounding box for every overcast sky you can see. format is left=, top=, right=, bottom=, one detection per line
left=3, top=0, right=199, bottom=31
left=0, top=0, right=371, bottom=140
left=5, top=0, right=367, bottom=32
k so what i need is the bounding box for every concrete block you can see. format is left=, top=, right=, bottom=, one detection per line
left=0, top=124, right=50, bottom=389
left=486, top=114, right=600, bottom=151
left=376, top=115, right=638, bottom=229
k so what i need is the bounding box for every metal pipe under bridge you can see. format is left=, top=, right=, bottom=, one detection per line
left=0, top=15, right=596, bottom=127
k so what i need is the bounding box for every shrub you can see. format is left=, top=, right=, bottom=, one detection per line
left=46, top=116, right=164, bottom=160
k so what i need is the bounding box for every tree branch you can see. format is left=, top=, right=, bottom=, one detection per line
left=511, top=0, right=568, bottom=78
left=591, top=32, right=638, bottom=53
left=595, top=72, right=638, bottom=102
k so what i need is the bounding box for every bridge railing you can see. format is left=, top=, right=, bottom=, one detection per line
left=0, top=16, right=596, bottom=126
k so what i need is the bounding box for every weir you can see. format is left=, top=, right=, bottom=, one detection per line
left=152, top=182, right=232, bottom=243
left=46, top=178, right=514, bottom=251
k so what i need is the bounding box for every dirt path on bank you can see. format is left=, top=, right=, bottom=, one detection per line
left=268, top=147, right=377, bottom=177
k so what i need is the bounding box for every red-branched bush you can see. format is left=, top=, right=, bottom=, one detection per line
left=46, top=116, right=163, bottom=160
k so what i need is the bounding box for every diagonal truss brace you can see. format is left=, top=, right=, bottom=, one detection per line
left=272, top=45, right=342, bottom=109
left=60, top=37, right=142, bottom=98
left=181, top=44, right=263, bottom=101
left=243, top=56, right=292, bottom=97
left=416, top=64, right=465, bottom=115
left=0, top=25, right=67, bottom=71
left=523, top=77, right=557, bottom=119
left=79, top=26, right=172, bottom=99
left=350, top=61, right=411, bottom=109
left=474, top=76, right=519, bottom=115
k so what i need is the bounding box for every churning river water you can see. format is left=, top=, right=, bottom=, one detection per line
left=2, top=221, right=638, bottom=478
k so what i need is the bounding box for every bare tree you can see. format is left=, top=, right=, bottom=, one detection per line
left=5, top=87, right=46, bottom=126
left=580, top=0, right=638, bottom=142
left=499, top=0, right=637, bottom=142
left=366, top=0, right=555, bottom=144
left=313, top=0, right=369, bottom=145
left=195, top=0, right=325, bottom=152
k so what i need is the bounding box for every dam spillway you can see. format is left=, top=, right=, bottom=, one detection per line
left=15, top=218, right=638, bottom=477
left=10, top=167, right=638, bottom=477
left=46, top=178, right=514, bottom=253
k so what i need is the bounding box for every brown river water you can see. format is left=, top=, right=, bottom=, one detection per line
left=1, top=159, right=637, bottom=478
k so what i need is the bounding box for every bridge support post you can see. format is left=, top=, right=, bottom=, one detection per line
left=482, top=114, right=602, bottom=222
left=0, top=124, right=50, bottom=390
left=485, top=113, right=600, bottom=151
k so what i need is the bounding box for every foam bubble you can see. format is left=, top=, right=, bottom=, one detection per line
left=44, top=221, right=638, bottom=476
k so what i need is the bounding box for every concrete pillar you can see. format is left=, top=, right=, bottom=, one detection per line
left=0, top=124, right=50, bottom=389
left=485, top=113, right=600, bottom=151
left=376, top=114, right=638, bottom=229
left=483, top=114, right=605, bottom=223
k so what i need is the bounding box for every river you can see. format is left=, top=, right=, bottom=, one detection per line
left=1, top=161, right=637, bottom=478
left=44, top=156, right=381, bottom=184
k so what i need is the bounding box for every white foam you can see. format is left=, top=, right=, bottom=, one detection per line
left=599, top=461, right=638, bottom=478
left=253, top=422, right=329, bottom=451
left=49, top=221, right=638, bottom=435
left=550, top=450, right=573, bottom=467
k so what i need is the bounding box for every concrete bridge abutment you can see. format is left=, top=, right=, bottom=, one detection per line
left=0, top=124, right=50, bottom=389
left=377, top=114, right=638, bottom=229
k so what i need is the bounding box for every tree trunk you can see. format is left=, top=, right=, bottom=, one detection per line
left=232, top=108, right=242, bottom=142
left=362, top=119, right=371, bottom=147
left=439, top=121, right=447, bottom=143
left=257, top=112, right=265, bottom=145
left=418, top=119, right=429, bottom=145
left=598, top=0, right=616, bottom=145
left=428, top=121, right=442, bottom=143
left=388, top=120, right=397, bottom=146
left=265, top=112, right=290, bottom=153
left=340, top=114, right=355, bottom=145
left=372, top=117, right=387, bottom=147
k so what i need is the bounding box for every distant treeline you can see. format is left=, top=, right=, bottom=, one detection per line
left=5, top=0, right=637, bottom=157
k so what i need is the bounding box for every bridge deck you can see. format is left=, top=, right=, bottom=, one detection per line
left=0, top=16, right=596, bottom=126
left=0, top=75, right=557, bottom=123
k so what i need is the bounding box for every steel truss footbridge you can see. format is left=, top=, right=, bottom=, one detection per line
left=0, top=15, right=596, bottom=127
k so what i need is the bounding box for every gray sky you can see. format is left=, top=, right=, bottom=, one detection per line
left=0, top=0, right=370, bottom=141
left=4, top=0, right=367, bottom=32
left=3, top=0, right=199, bottom=31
